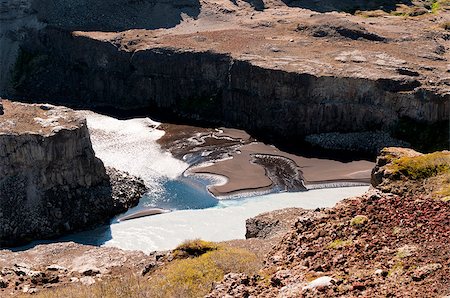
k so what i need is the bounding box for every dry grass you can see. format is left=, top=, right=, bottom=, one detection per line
left=25, top=241, right=260, bottom=298
left=327, top=239, right=353, bottom=250
left=20, top=273, right=152, bottom=298
left=149, top=246, right=259, bottom=298
left=441, top=21, right=450, bottom=30
left=173, top=239, right=219, bottom=258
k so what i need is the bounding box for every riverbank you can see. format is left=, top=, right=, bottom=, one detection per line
left=158, top=122, right=373, bottom=197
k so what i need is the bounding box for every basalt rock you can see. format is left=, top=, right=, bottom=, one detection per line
left=9, top=27, right=448, bottom=146
left=0, top=100, right=146, bottom=247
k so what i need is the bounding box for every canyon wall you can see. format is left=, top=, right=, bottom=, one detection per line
left=0, top=0, right=200, bottom=96
left=0, top=101, right=145, bottom=247
left=11, top=28, right=449, bottom=141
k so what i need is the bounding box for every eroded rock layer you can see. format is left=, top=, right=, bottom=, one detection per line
left=0, top=100, right=146, bottom=246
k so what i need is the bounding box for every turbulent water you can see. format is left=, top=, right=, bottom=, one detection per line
left=61, top=112, right=369, bottom=253
left=81, top=111, right=189, bottom=200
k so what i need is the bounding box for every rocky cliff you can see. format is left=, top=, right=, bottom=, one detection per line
left=208, top=148, right=450, bottom=297
left=11, top=27, right=449, bottom=143
left=3, top=1, right=449, bottom=149
left=0, top=0, right=200, bottom=95
left=0, top=100, right=146, bottom=247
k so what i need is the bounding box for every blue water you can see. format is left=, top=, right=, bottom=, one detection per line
left=10, top=176, right=221, bottom=251
left=146, top=177, right=219, bottom=210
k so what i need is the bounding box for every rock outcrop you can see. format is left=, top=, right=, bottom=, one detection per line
left=208, top=148, right=450, bottom=297
left=0, top=100, right=146, bottom=246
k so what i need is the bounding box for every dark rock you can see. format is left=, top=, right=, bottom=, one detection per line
left=141, top=261, right=157, bottom=276
left=0, top=277, right=8, bottom=288
left=297, top=17, right=386, bottom=41
left=0, top=101, right=146, bottom=247
left=352, top=282, right=365, bottom=290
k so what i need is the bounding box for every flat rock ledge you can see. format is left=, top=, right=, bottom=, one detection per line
left=0, top=100, right=146, bottom=247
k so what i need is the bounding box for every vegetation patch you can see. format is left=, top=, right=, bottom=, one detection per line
left=149, top=245, right=259, bottom=298
left=388, top=152, right=450, bottom=180
left=173, top=239, right=219, bottom=258
left=434, top=173, right=450, bottom=201
left=442, top=22, right=450, bottom=30
left=328, top=239, right=353, bottom=250
left=350, top=215, right=369, bottom=228
left=26, top=242, right=260, bottom=298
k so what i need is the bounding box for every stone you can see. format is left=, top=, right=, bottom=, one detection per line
left=412, top=263, right=442, bottom=281
left=80, top=276, right=96, bottom=286
left=0, top=101, right=146, bottom=247
left=46, top=264, right=67, bottom=272
left=0, top=277, right=8, bottom=288
left=13, top=264, right=31, bottom=276
left=78, top=266, right=101, bottom=276
left=302, top=276, right=334, bottom=290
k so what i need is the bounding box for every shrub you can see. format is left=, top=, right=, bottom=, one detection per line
left=29, top=243, right=260, bottom=298
left=173, top=239, right=218, bottom=258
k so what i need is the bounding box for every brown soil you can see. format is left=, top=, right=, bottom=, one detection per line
left=0, top=100, right=82, bottom=136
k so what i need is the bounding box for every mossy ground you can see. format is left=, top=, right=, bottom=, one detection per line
left=388, top=152, right=450, bottom=180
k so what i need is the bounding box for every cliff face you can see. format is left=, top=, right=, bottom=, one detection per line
left=0, top=100, right=145, bottom=246
left=0, top=0, right=200, bottom=96
left=11, top=28, right=449, bottom=142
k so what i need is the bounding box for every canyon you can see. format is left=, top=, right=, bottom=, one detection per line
left=2, top=0, right=449, bottom=152
left=0, top=0, right=449, bottom=296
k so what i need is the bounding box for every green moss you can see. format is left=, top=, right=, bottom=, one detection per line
left=431, top=0, right=441, bottom=13
left=388, top=261, right=404, bottom=276
left=350, top=215, right=369, bottom=228
left=388, top=152, right=450, bottom=180
left=435, top=174, right=450, bottom=201
left=328, top=239, right=353, bottom=250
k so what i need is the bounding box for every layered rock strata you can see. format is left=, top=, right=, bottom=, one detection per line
left=0, top=100, right=146, bottom=246
left=12, top=29, right=448, bottom=143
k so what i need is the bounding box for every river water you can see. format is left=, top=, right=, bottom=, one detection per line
left=58, top=112, right=369, bottom=253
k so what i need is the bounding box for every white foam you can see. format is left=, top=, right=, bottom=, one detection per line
left=81, top=111, right=189, bottom=188
left=102, top=186, right=369, bottom=253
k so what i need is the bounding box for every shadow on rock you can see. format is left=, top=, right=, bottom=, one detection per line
left=281, top=0, right=412, bottom=13
left=31, top=0, right=201, bottom=31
